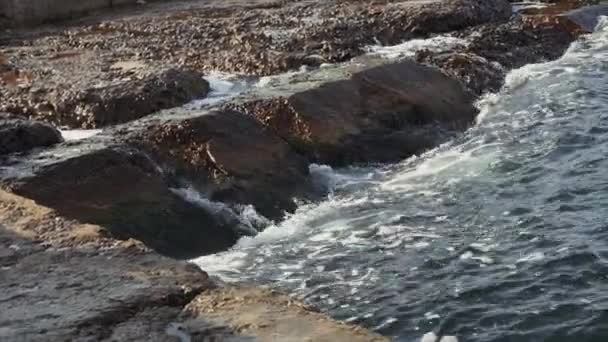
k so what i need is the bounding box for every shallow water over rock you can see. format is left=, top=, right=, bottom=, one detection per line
left=195, top=18, right=608, bottom=341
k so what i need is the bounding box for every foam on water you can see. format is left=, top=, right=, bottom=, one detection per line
left=256, top=65, right=311, bottom=89
left=60, top=129, right=102, bottom=141
left=192, top=23, right=608, bottom=341
left=186, top=72, right=250, bottom=109
left=171, top=186, right=267, bottom=235
left=510, top=2, right=547, bottom=13
left=366, top=35, right=469, bottom=60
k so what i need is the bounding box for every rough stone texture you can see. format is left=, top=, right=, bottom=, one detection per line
left=183, top=287, right=390, bottom=342
left=0, top=60, right=478, bottom=256
left=0, top=113, right=63, bottom=155
left=417, top=17, right=576, bottom=95
left=412, top=0, right=603, bottom=96
left=1, top=146, right=244, bottom=258
left=0, top=0, right=511, bottom=126
left=236, top=61, right=478, bottom=166
left=0, top=0, right=592, bottom=260
left=1, top=60, right=209, bottom=128
left=0, top=190, right=215, bottom=342
left=0, top=0, right=597, bottom=340
left=134, top=109, right=317, bottom=221
left=2, top=0, right=512, bottom=74
left=0, top=190, right=389, bottom=342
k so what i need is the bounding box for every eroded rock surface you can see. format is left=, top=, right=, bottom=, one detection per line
left=236, top=61, right=478, bottom=165
left=1, top=146, right=243, bottom=258
left=0, top=0, right=601, bottom=340
left=183, top=287, right=390, bottom=342
left=0, top=57, right=481, bottom=257
left=0, top=0, right=511, bottom=127
left=134, top=109, right=317, bottom=220
left=0, top=113, right=63, bottom=155
left=1, top=61, right=209, bottom=128
left=0, top=190, right=388, bottom=342
left=417, top=17, right=576, bottom=94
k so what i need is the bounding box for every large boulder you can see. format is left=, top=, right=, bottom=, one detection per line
left=0, top=113, right=63, bottom=155
left=1, top=145, right=243, bottom=258
left=237, top=61, right=479, bottom=165
left=133, top=109, right=317, bottom=221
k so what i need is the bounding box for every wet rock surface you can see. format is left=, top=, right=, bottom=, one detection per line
left=0, top=0, right=596, bottom=258
left=413, top=0, right=602, bottom=95
left=557, top=4, right=608, bottom=33
left=134, top=109, right=317, bottom=221
left=0, top=59, right=479, bottom=258
left=0, top=190, right=213, bottom=341
left=1, top=145, right=243, bottom=259
left=0, top=113, right=63, bottom=155
left=416, top=19, right=575, bottom=94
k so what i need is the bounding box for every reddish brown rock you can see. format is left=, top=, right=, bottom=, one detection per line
left=2, top=66, right=209, bottom=129
left=134, top=109, right=317, bottom=220
left=1, top=145, right=244, bottom=258
left=237, top=61, right=478, bottom=165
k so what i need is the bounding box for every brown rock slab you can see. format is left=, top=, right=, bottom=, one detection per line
left=1, top=146, right=243, bottom=258
left=238, top=60, right=478, bottom=165
left=183, top=287, right=390, bottom=342
left=2, top=62, right=209, bottom=129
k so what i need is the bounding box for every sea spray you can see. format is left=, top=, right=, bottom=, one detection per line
left=170, top=186, right=268, bottom=235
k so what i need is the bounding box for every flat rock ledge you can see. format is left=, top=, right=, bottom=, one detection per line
left=1, top=63, right=210, bottom=128
left=0, top=190, right=387, bottom=342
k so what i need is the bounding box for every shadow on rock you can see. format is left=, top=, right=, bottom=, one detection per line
left=2, top=146, right=242, bottom=259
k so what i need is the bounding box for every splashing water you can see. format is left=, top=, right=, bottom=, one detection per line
left=194, top=19, right=608, bottom=341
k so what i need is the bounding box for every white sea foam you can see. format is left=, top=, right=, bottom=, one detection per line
left=186, top=26, right=608, bottom=341
left=516, top=252, right=545, bottom=263
left=193, top=29, right=601, bottom=282
left=171, top=186, right=266, bottom=235
left=420, top=332, right=460, bottom=342
left=256, top=65, right=310, bottom=88
left=187, top=72, right=250, bottom=108
left=595, top=15, right=608, bottom=32
left=510, top=2, right=547, bottom=13
left=60, top=129, right=102, bottom=141
left=366, top=35, right=469, bottom=60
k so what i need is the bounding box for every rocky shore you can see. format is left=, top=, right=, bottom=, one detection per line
left=1, top=0, right=605, bottom=340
